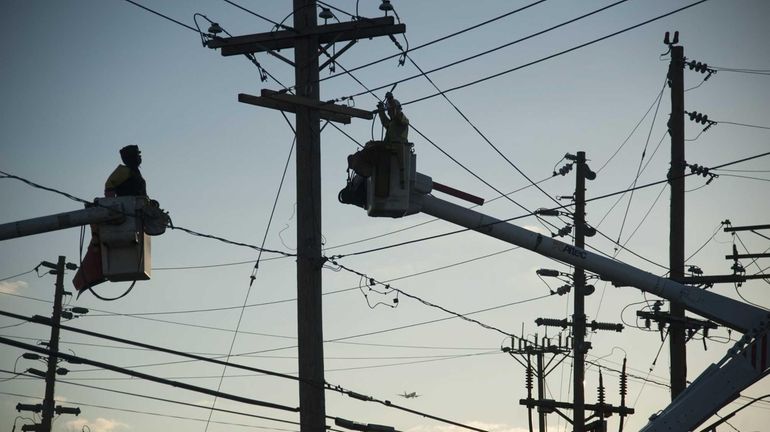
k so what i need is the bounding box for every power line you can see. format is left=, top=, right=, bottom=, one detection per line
left=333, top=151, right=770, bottom=260
left=397, top=0, right=709, bottom=107
left=0, top=338, right=300, bottom=412
left=121, top=0, right=199, bottom=32
left=35, top=351, right=502, bottom=382
left=0, top=390, right=301, bottom=432
left=338, top=0, right=632, bottom=102
left=0, top=313, right=487, bottom=432
left=0, top=267, right=39, bottom=282
left=714, top=120, right=770, bottom=130
left=3, top=375, right=304, bottom=427
left=0, top=169, right=296, bottom=257
left=307, top=0, right=552, bottom=88
left=596, top=80, right=667, bottom=173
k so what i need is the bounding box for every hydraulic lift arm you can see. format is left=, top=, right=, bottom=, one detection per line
left=338, top=159, right=770, bottom=431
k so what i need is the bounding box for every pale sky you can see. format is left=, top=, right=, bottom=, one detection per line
left=1, top=1, right=769, bottom=432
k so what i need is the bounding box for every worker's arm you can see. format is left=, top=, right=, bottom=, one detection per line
left=377, top=103, right=390, bottom=128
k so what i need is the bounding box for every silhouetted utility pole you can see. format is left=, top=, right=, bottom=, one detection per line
left=666, top=33, right=687, bottom=400
left=572, top=150, right=591, bottom=432
left=507, top=334, right=571, bottom=432
left=532, top=152, right=629, bottom=432
left=572, top=152, right=588, bottom=431
left=205, top=5, right=404, bottom=431
left=40, top=256, right=65, bottom=432
left=15, top=257, right=82, bottom=432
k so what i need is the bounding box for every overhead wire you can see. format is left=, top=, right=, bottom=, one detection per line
left=336, top=1, right=710, bottom=107
left=2, top=376, right=304, bottom=428
left=203, top=111, right=297, bottom=432
left=713, top=120, right=770, bottom=130
left=337, top=0, right=633, bottom=101
left=121, top=0, right=199, bottom=32
left=330, top=150, right=770, bottom=263
left=0, top=312, right=493, bottom=432
left=307, top=0, right=552, bottom=88
left=0, top=390, right=301, bottom=432
left=0, top=169, right=296, bottom=257
left=613, top=74, right=666, bottom=245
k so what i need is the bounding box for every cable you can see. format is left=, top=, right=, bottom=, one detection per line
left=338, top=0, right=632, bottom=101
left=597, top=80, right=667, bottom=173
left=614, top=73, right=666, bottom=244
left=0, top=169, right=296, bottom=257
left=699, top=394, right=770, bottom=432
left=0, top=268, right=38, bottom=282
left=222, top=0, right=290, bottom=31
left=2, top=379, right=302, bottom=428
left=343, top=1, right=710, bottom=106
left=0, top=391, right=300, bottom=432
left=204, top=116, right=297, bottom=432
left=718, top=173, right=770, bottom=182
left=714, top=120, right=770, bottom=130
left=0, top=340, right=300, bottom=413
left=329, top=259, right=551, bottom=339
left=308, top=0, right=552, bottom=89
left=332, top=150, right=770, bottom=262
left=121, top=0, right=199, bottom=32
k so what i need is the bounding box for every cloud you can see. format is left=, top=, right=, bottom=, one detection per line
left=0, top=280, right=27, bottom=294
left=64, top=418, right=128, bottom=432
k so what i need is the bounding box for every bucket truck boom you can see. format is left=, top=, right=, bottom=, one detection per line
left=338, top=151, right=770, bottom=432
left=0, top=196, right=168, bottom=283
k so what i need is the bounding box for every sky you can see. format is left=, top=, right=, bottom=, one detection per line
left=1, top=1, right=769, bottom=431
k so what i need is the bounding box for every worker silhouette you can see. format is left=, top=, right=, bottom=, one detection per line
left=347, top=92, right=411, bottom=197
left=105, top=145, right=147, bottom=197
left=73, top=145, right=149, bottom=292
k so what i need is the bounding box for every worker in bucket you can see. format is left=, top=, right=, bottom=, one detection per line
left=73, top=145, right=149, bottom=292
left=346, top=92, right=411, bottom=197
left=105, top=145, right=147, bottom=197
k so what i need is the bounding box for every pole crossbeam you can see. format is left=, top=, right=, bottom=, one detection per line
left=206, top=17, right=404, bottom=56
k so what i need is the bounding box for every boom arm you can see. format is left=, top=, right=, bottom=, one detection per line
left=0, top=206, right=122, bottom=241
left=339, top=162, right=770, bottom=431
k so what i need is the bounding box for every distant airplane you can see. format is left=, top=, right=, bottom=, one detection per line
left=399, top=391, right=420, bottom=399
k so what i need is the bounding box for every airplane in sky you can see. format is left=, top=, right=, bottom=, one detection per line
left=398, top=391, right=420, bottom=399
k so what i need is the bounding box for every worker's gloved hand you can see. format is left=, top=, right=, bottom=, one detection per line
left=377, top=101, right=385, bottom=111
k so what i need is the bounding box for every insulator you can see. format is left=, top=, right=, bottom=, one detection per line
left=590, top=320, right=624, bottom=332
left=620, top=358, right=628, bottom=399
left=536, top=318, right=568, bottom=328
left=526, top=365, right=534, bottom=390
left=597, top=369, right=606, bottom=404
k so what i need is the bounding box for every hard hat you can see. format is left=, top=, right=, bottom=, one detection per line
left=120, top=145, right=140, bottom=158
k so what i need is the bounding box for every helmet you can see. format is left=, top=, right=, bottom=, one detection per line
left=119, top=145, right=142, bottom=167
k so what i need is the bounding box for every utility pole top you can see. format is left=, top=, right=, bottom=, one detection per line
left=206, top=16, right=405, bottom=56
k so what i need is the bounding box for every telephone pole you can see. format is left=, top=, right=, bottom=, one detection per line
left=573, top=151, right=589, bottom=432
left=667, top=36, right=687, bottom=400
left=205, top=5, right=404, bottom=431
left=39, top=256, right=65, bottom=432
left=293, top=2, right=325, bottom=430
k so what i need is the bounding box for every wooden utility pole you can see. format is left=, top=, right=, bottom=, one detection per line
left=573, top=151, right=589, bottom=432
left=668, top=43, right=687, bottom=400
left=293, top=1, right=325, bottom=430
left=205, top=6, right=404, bottom=431
left=40, top=256, right=65, bottom=432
